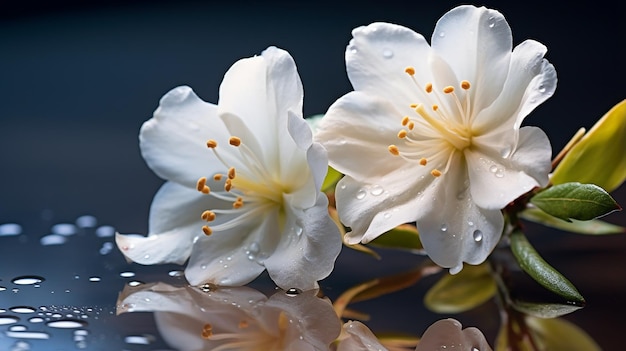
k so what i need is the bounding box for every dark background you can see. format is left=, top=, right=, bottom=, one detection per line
left=1, top=0, right=625, bottom=350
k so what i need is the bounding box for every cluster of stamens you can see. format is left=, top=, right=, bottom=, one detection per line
left=387, top=66, right=474, bottom=178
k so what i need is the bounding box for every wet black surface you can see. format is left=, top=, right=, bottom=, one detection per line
left=1, top=1, right=625, bottom=350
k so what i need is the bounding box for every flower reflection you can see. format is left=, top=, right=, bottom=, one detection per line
left=117, top=282, right=341, bottom=351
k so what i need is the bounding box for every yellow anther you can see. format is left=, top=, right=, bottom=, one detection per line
left=206, top=139, right=218, bottom=148
left=201, top=185, right=210, bottom=194
left=228, top=167, right=236, bottom=179
left=201, top=330, right=212, bottom=339
left=443, top=86, right=455, bottom=94
left=388, top=145, right=400, bottom=156
left=203, top=323, right=213, bottom=331
left=238, top=320, right=249, bottom=329
left=408, top=121, right=415, bottom=130
left=431, top=169, right=442, bottom=177
left=229, top=136, right=241, bottom=146
left=405, top=66, right=416, bottom=75
left=419, top=158, right=428, bottom=166
left=224, top=179, right=232, bottom=192
left=460, top=80, right=471, bottom=90
left=213, top=174, right=223, bottom=181
left=425, top=82, right=433, bottom=93
left=401, top=116, right=410, bottom=126
left=233, top=197, right=244, bottom=209
left=196, top=177, right=207, bottom=192
left=410, top=103, right=418, bottom=108
left=432, top=104, right=439, bottom=111
left=397, top=130, right=408, bottom=139
left=202, top=225, right=213, bottom=236
left=201, top=210, right=216, bottom=222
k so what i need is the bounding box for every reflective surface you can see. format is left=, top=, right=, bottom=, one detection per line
left=1, top=1, right=625, bottom=350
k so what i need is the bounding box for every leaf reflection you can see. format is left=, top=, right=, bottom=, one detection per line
left=116, top=282, right=341, bottom=351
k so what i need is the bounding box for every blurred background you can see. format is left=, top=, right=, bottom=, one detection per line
left=1, top=0, right=625, bottom=350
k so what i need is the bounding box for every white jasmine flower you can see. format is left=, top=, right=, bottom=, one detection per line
left=315, top=5, right=554, bottom=272
left=116, top=47, right=341, bottom=290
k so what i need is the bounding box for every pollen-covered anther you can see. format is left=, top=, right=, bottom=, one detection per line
left=407, top=121, right=415, bottom=130
left=460, top=80, right=471, bottom=90
left=410, top=103, right=418, bottom=109
left=229, top=136, right=242, bottom=147
left=233, top=197, right=244, bottom=209
left=425, top=82, right=433, bottom=93
left=201, top=323, right=213, bottom=339
left=213, top=174, right=223, bottom=181
left=196, top=177, right=208, bottom=193
left=432, top=104, right=439, bottom=111
left=397, top=130, right=408, bottom=139
left=443, top=86, right=455, bottom=94
left=419, top=158, right=428, bottom=166
left=228, top=167, right=236, bottom=179
left=201, top=210, right=216, bottom=222
left=206, top=139, right=218, bottom=148
left=404, top=66, right=415, bottom=76
left=401, top=116, right=409, bottom=126
left=202, top=225, right=213, bottom=236
left=224, top=179, right=233, bottom=192
left=388, top=145, right=400, bottom=156
left=431, top=169, right=442, bottom=177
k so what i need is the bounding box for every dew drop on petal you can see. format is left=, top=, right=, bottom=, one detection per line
left=339, top=184, right=347, bottom=190
left=438, top=31, right=445, bottom=37
left=370, top=184, right=384, bottom=196
left=382, top=49, right=393, bottom=59
left=349, top=47, right=358, bottom=54
left=468, top=221, right=474, bottom=227
left=473, top=230, right=483, bottom=242
left=285, top=288, right=302, bottom=297
left=383, top=212, right=392, bottom=219
left=440, top=224, right=447, bottom=232
left=538, top=84, right=546, bottom=93
left=489, top=165, right=498, bottom=173
left=356, top=188, right=367, bottom=200
left=495, top=169, right=505, bottom=178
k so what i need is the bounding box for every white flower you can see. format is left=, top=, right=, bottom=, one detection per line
left=117, top=283, right=341, bottom=351
left=315, top=5, right=555, bottom=273
left=116, top=47, right=341, bottom=290
left=415, top=319, right=492, bottom=351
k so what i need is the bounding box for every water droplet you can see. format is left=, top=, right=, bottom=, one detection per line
left=10, top=306, right=36, bottom=314
left=383, top=212, right=392, bottom=219
left=285, top=288, right=302, bottom=297
left=88, top=277, right=101, bottom=282
left=495, top=170, right=505, bottom=178
left=99, top=242, right=114, bottom=255
left=248, top=242, right=260, bottom=253
left=12, top=288, right=19, bottom=293
left=370, top=184, right=384, bottom=196
left=29, top=317, right=44, bottom=323
left=488, top=16, right=496, bottom=28
left=0, top=316, right=20, bottom=325
left=0, top=286, right=6, bottom=291
left=46, top=319, right=87, bottom=329
left=119, top=272, right=135, bottom=278
left=124, top=335, right=154, bottom=345
left=438, top=31, right=445, bottom=37
left=40, top=234, right=67, bottom=246
left=489, top=165, right=498, bottom=173
left=339, top=184, right=347, bottom=190
left=75, top=215, right=97, bottom=228
left=95, top=225, right=115, bottom=238
left=473, top=230, right=483, bottom=242
left=5, top=330, right=49, bottom=339
left=127, top=281, right=143, bottom=287
left=468, top=221, right=474, bottom=227
left=200, top=283, right=213, bottom=292
left=9, top=325, right=27, bottom=332
left=356, top=188, right=367, bottom=200
left=12, top=276, right=44, bottom=285
left=51, top=223, right=77, bottom=236
left=349, top=47, right=358, bottom=54
left=382, top=49, right=393, bottom=59
left=0, top=223, right=22, bottom=236
left=440, top=224, right=448, bottom=232
left=294, top=226, right=303, bottom=237
left=538, top=84, right=546, bottom=93
left=500, top=147, right=511, bottom=158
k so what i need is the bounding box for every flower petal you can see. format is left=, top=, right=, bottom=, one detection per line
left=264, top=194, right=342, bottom=290
left=315, top=91, right=410, bottom=182
left=140, top=86, right=228, bottom=188
left=415, top=319, right=492, bottom=351
left=346, top=22, right=434, bottom=110
left=467, top=126, right=551, bottom=210
left=337, top=321, right=387, bottom=351
left=116, top=223, right=198, bottom=265
left=432, top=5, right=512, bottom=111
left=417, top=158, right=503, bottom=271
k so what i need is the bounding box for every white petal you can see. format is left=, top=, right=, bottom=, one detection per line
left=416, top=319, right=492, bottom=351
left=184, top=209, right=280, bottom=286
left=346, top=22, right=435, bottom=110
left=265, top=194, right=342, bottom=290
left=337, top=321, right=387, bottom=351
left=315, top=92, right=409, bottom=182
left=417, top=160, right=503, bottom=269
left=467, top=127, right=551, bottom=210
left=140, top=86, right=228, bottom=188
left=473, top=39, right=556, bottom=133
left=432, top=5, right=512, bottom=111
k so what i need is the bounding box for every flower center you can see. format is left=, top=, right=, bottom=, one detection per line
left=200, top=312, right=289, bottom=350
left=387, top=66, right=476, bottom=177
left=196, top=136, right=285, bottom=236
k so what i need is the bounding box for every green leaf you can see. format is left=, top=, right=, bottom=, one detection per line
left=424, top=263, right=497, bottom=313
left=526, top=316, right=601, bottom=351
left=530, top=182, right=621, bottom=222
left=321, top=166, right=343, bottom=193
left=552, top=99, right=626, bottom=192
left=521, top=207, right=625, bottom=235
left=511, top=301, right=582, bottom=318
left=369, top=224, right=423, bottom=252
left=510, top=230, right=585, bottom=304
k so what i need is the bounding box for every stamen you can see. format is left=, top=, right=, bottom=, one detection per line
left=388, top=145, right=400, bottom=156
left=201, top=186, right=210, bottom=194
left=229, top=136, right=241, bottom=147
left=431, top=169, right=442, bottom=177
left=224, top=179, right=233, bottom=192
left=405, top=66, right=415, bottom=75
left=202, top=226, right=213, bottom=236
left=228, top=167, right=236, bottom=179
left=460, top=80, right=471, bottom=90
left=238, top=320, right=249, bottom=329
left=443, top=86, right=454, bottom=94
left=425, top=82, right=433, bottom=93
left=432, top=104, right=439, bottom=111
left=206, top=139, right=218, bottom=148
left=213, top=174, right=223, bottom=181
left=410, top=103, right=418, bottom=108
left=401, top=116, right=410, bottom=126
left=419, top=158, right=428, bottom=166
left=397, top=130, right=408, bottom=139
left=407, top=121, right=415, bottom=130
left=196, top=177, right=207, bottom=192
left=233, top=197, right=244, bottom=209
left=201, top=210, right=216, bottom=222
left=201, top=323, right=213, bottom=339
